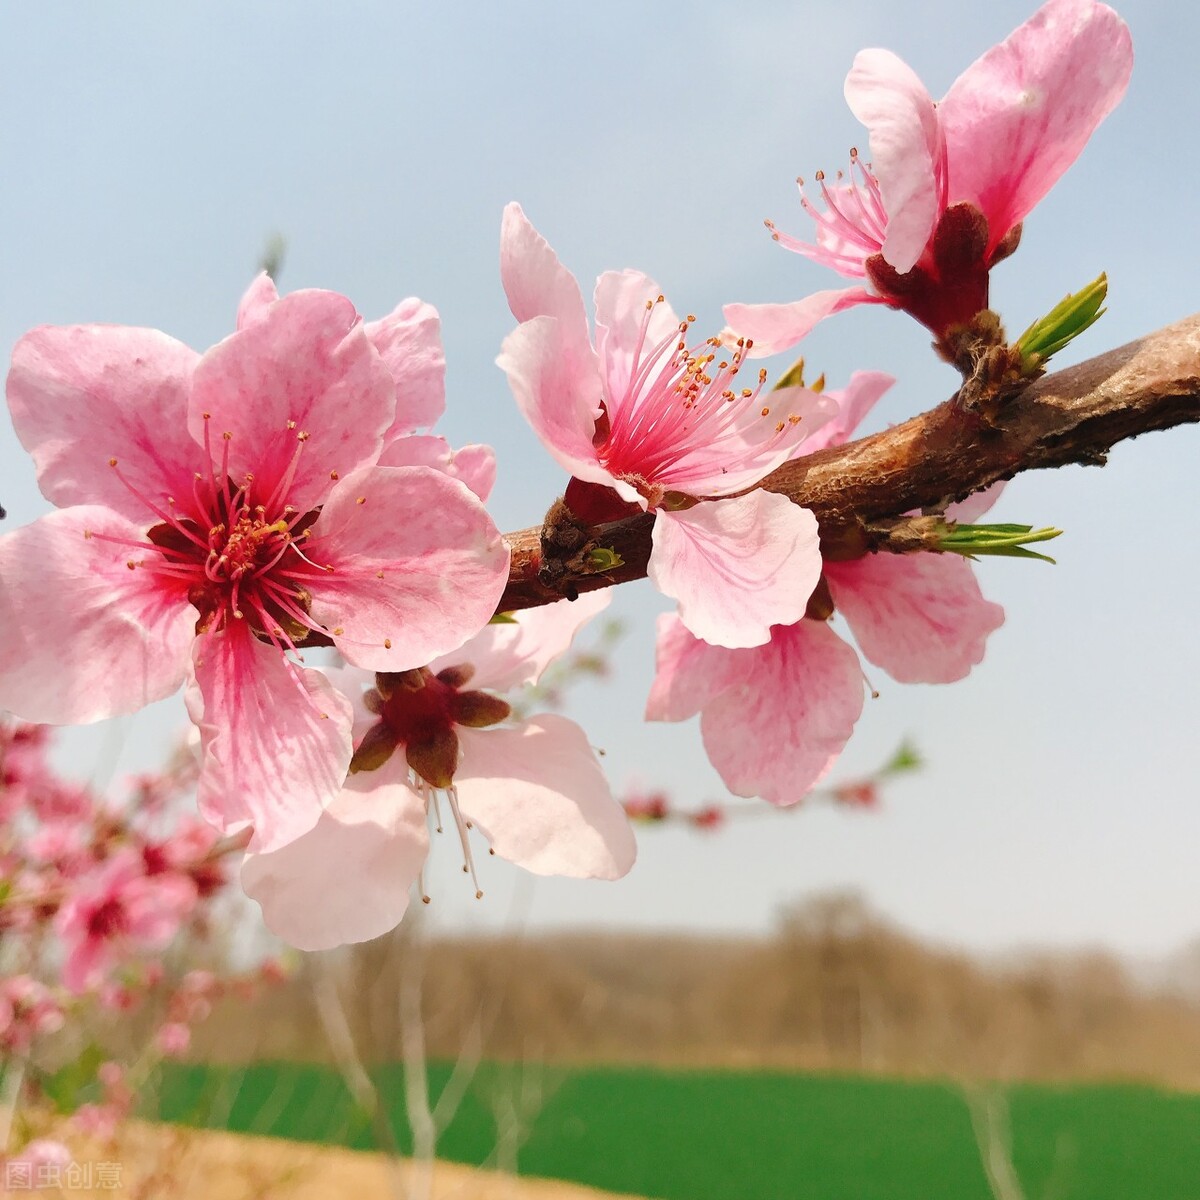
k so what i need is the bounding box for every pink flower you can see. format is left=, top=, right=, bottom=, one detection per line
left=1, top=285, right=510, bottom=850
left=155, top=1021, right=192, bottom=1058
left=55, top=849, right=199, bottom=993
left=726, top=0, right=1133, bottom=352
left=647, top=372, right=1004, bottom=804
left=498, top=203, right=834, bottom=648
left=242, top=593, right=637, bottom=950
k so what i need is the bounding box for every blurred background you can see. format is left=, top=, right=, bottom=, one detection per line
left=1, top=3, right=1198, bottom=1197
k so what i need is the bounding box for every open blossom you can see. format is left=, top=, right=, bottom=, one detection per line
left=497, top=203, right=835, bottom=649
left=56, top=848, right=198, bottom=993
left=243, top=592, right=637, bottom=951
left=0, top=284, right=509, bottom=850
left=726, top=0, right=1133, bottom=353
left=647, top=372, right=1005, bottom=805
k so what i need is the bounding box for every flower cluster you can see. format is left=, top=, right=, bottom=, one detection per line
left=0, top=0, right=1135, bottom=957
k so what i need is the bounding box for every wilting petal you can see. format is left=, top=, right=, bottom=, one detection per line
left=644, top=613, right=745, bottom=722
left=941, top=0, right=1132, bottom=254
left=307, top=465, right=509, bottom=673
left=649, top=494, right=821, bottom=649
left=7, top=326, right=201, bottom=521
left=825, top=551, right=1005, bottom=684
left=236, top=272, right=279, bottom=329
left=845, top=48, right=943, bottom=273
left=190, top=290, right=394, bottom=514
left=435, top=591, right=612, bottom=694
left=500, top=202, right=591, bottom=332
left=724, top=287, right=884, bottom=358
left=186, top=623, right=354, bottom=852
left=794, top=371, right=896, bottom=454
left=700, top=619, right=865, bottom=805
left=241, top=758, right=429, bottom=951
left=378, top=434, right=497, bottom=501
left=0, top=507, right=195, bottom=724
left=455, top=716, right=636, bottom=879
left=497, top=316, right=613, bottom=486
left=366, top=298, right=446, bottom=437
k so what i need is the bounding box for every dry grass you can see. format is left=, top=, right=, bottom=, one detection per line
left=176, top=893, right=1200, bottom=1089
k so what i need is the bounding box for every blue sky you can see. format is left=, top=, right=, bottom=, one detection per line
left=1, top=1, right=1196, bottom=957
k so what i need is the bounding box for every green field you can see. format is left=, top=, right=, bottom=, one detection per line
left=152, top=1062, right=1200, bottom=1199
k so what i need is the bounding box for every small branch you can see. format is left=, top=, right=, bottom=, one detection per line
left=497, top=314, right=1200, bottom=613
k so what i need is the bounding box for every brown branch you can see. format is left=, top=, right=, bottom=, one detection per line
left=498, top=313, right=1200, bottom=613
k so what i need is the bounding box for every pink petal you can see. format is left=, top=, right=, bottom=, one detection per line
left=365, top=297, right=446, bottom=437
left=723, top=287, right=884, bottom=358
left=649, top=494, right=822, bottom=649
left=432, top=590, right=611, bottom=694
left=189, top=290, right=395, bottom=515
left=825, top=551, right=1005, bottom=684
left=236, top=272, right=280, bottom=329
left=378, top=434, right=497, bottom=502
left=122, top=874, right=198, bottom=943
left=845, top=48, right=944, bottom=273
left=497, top=316, right=613, bottom=487
left=793, top=370, right=896, bottom=454
left=644, top=613, right=745, bottom=722
left=699, top=620, right=865, bottom=805
left=941, top=0, right=1133, bottom=252
left=658, top=386, right=837, bottom=499
left=0, top=507, right=195, bottom=724
left=7, top=325, right=201, bottom=522
left=185, top=623, right=354, bottom=852
left=306, top=465, right=510, bottom=672
left=241, top=759, right=429, bottom=951
left=946, top=479, right=1006, bottom=522
left=454, top=716, right=636, bottom=879
left=592, top=270, right=680, bottom=420
left=500, top=202, right=590, bottom=331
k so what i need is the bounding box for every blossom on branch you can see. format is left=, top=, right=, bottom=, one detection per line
left=725, top=0, right=1133, bottom=353
left=0, top=285, right=510, bottom=850
left=497, top=203, right=835, bottom=649
left=242, top=593, right=636, bottom=951
left=647, top=372, right=1005, bottom=804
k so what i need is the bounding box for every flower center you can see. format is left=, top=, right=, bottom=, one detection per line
left=597, top=298, right=781, bottom=500
left=92, top=416, right=331, bottom=650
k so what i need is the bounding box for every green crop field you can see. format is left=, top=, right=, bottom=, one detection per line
left=151, top=1062, right=1200, bottom=1199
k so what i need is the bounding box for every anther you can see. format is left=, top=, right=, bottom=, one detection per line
left=384, top=638, right=392, bottom=649
left=356, top=497, right=366, bottom=505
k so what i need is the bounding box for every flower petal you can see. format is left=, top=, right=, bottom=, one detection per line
left=649, top=495, right=822, bottom=649
left=941, top=0, right=1133, bottom=253
left=455, top=716, right=636, bottom=879
left=845, top=48, right=944, bottom=273
left=825, top=551, right=1005, bottom=684
left=377, top=434, right=497, bottom=501
left=366, top=298, right=446, bottom=437
left=723, top=287, right=884, bottom=359
left=699, top=619, right=865, bottom=805
left=792, top=370, right=896, bottom=454
left=185, top=623, right=354, bottom=852
left=500, top=202, right=590, bottom=331
left=7, top=326, right=201, bottom=522
left=497, top=316, right=613, bottom=487
left=306, top=465, right=509, bottom=673
left=241, top=758, right=429, bottom=951
left=592, top=270, right=680, bottom=422
left=236, top=272, right=279, bottom=329
left=432, top=591, right=611, bottom=694
left=644, top=612, right=745, bottom=722
left=189, top=290, right=394, bottom=515
left=0, top=507, right=194, bottom=723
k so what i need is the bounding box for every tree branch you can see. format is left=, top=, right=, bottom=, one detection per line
left=497, top=313, right=1200, bottom=613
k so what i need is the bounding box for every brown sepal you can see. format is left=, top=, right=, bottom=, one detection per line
left=406, top=727, right=460, bottom=790
left=452, top=690, right=512, bottom=728
left=349, top=721, right=400, bottom=775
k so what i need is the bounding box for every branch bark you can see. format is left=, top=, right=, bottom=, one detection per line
left=497, top=313, right=1200, bottom=613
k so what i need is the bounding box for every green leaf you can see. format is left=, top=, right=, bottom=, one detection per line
left=1016, top=273, right=1107, bottom=370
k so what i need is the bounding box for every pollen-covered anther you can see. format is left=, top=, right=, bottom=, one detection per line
left=383, top=638, right=392, bottom=650
left=355, top=496, right=366, bottom=505
left=330, top=471, right=339, bottom=481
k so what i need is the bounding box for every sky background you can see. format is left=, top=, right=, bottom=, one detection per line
left=1, top=1, right=1196, bottom=960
